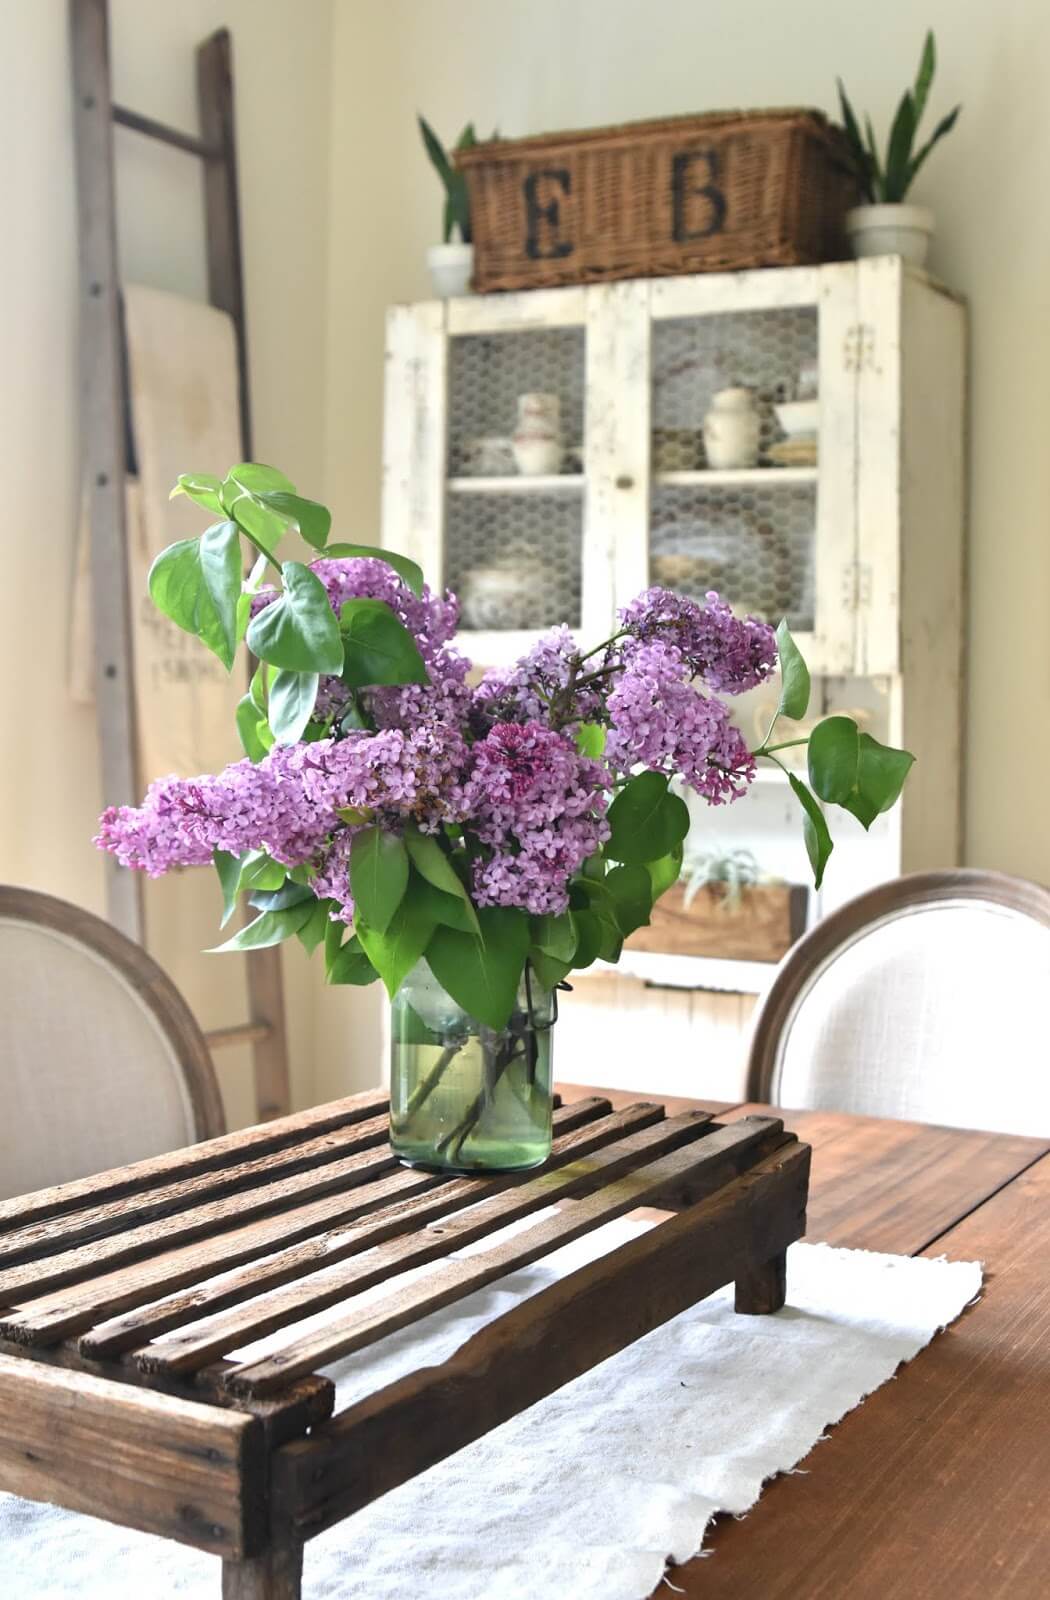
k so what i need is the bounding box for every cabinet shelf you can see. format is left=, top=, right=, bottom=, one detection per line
left=447, top=475, right=584, bottom=495
left=655, top=467, right=818, bottom=488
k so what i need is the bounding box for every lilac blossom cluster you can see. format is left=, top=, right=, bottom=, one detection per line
left=97, top=564, right=777, bottom=921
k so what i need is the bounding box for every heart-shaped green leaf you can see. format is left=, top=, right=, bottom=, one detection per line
left=170, top=472, right=224, bottom=514
left=246, top=562, right=344, bottom=673
left=529, top=910, right=577, bottom=963
left=425, top=906, right=530, bottom=1030
left=606, top=771, right=690, bottom=865
left=604, top=863, right=653, bottom=937
left=339, top=597, right=428, bottom=688
left=404, top=825, right=479, bottom=934
left=355, top=894, right=436, bottom=999
left=148, top=521, right=243, bottom=668
left=257, top=492, right=332, bottom=551
left=575, top=722, right=607, bottom=758
left=268, top=670, right=320, bottom=745
left=350, top=827, right=409, bottom=935
left=324, top=544, right=425, bottom=596
left=808, top=716, right=860, bottom=805
left=236, top=694, right=271, bottom=762
left=228, top=463, right=297, bottom=494
left=846, top=733, right=916, bottom=829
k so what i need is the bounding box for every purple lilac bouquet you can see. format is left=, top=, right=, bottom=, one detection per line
left=97, top=463, right=913, bottom=1030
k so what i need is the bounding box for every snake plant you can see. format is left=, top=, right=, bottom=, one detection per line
left=418, top=117, right=478, bottom=244
left=838, top=31, right=961, bottom=204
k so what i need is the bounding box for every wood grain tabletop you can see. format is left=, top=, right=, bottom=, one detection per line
left=556, top=1086, right=1050, bottom=1599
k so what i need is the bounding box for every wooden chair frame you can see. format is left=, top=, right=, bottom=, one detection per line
left=0, top=885, right=225, bottom=1143
left=746, top=869, right=1050, bottom=1105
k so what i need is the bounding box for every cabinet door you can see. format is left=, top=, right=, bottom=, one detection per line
left=632, top=265, right=860, bottom=676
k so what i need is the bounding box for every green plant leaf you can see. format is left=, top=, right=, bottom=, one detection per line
left=296, top=899, right=330, bottom=955
left=339, top=597, right=428, bottom=688
left=404, top=825, right=480, bottom=933
left=248, top=881, right=314, bottom=913
left=425, top=906, right=529, bottom=1030
left=228, top=463, right=297, bottom=495
left=528, top=948, right=572, bottom=989
left=236, top=693, right=271, bottom=762
left=606, top=771, right=690, bottom=865
left=884, top=90, right=917, bottom=202
left=906, top=105, right=961, bottom=188
left=148, top=521, right=242, bottom=669
left=808, top=715, right=860, bottom=805
left=646, top=845, right=683, bottom=901
left=392, top=999, right=444, bottom=1045
left=575, top=722, right=607, bottom=758
left=569, top=908, right=604, bottom=969
left=355, top=894, right=436, bottom=999
left=775, top=618, right=811, bottom=721
left=268, top=670, right=320, bottom=745
left=864, top=114, right=885, bottom=199
left=788, top=774, right=834, bottom=890
left=845, top=733, right=916, bottom=829
left=409, top=874, right=478, bottom=933
left=530, top=910, right=577, bottom=963
left=323, top=545, right=424, bottom=596
left=240, top=851, right=288, bottom=892
left=170, top=472, right=224, bottom=514
left=604, top=863, right=654, bottom=938
left=246, top=561, right=344, bottom=673
left=208, top=899, right=316, bottom=953
left=836, top=79, right=871, bottom=187
left=256, top=492, right=331, bottom=551
left=913, top=30, right=936, bottom=127
left=350, top=826, right=409, bottom=935
left=327, top=934, right=379, bottom=987
left=213, top=849, right=243, bottom=929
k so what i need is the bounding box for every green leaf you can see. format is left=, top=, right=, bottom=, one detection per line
left=425, top=906, right=529, bottom=1030
left=249, top=661, right=268, bottom=713
left=528, top=949, right=572, bottom=990
left=268, top=670, right=320, bottom=745
left=339, top=597, right=428, bottom=688
left=404, top=826, right=480, bottom=934
left=808, top=715, right=860, bottom=805
left=236, top=694, right=272, bottom=762
left=148, top=522, right=243, bottom=669
left=913, top=30, right=936, bottom=127
left=788, top=774, right=834, bottom=890
left=323, top=545, right=425, bottom=597
left=884, top=90, right=917, bottom=201
left=170, top=472, right=224, bottom=514
left=256, top=492, right=331, bottom=552
left=228, top=463, right=297, bottom=495
left=349, top=827, right=409, bottom=935
left=575, top=722, right=607, bottom=758
left=239, top=852, right=287, bottom=892
left=646, top=845, right=683, bottom=902
left=248, top=881, right=314, bottom=913
left=775, top=619, right=811, bottom=721
left=246, top=561, right=344, bottom=673
left=530, top=910, right=577, bottom=963
left=410, top=873, right=478, bottom=933
left=208, top=899, right=315, bottom=953
left=606, top=771, right=690, bottom=865
left=569, top=908, right=604, bottom=969
left=864, top=114, right=885, bottom=198
left=906, top=105, right=961, bottom=189
left=837, top=79, right=872, bottom=196
left=355, top=895, right=436, bottom=999
left=845, top=733, right=916, bottom=829
left=604, top=863, right=653, bottom=938
left=213, top=849, right=243, bottom=929
left=296, top=899, right=329, bottom=955
left=328, top=934, right=380, bottom=987
left=392, top=999, right=444, bottom=1045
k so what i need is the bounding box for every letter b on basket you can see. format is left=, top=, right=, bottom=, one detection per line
left=524, top=170, right=573, bottom=259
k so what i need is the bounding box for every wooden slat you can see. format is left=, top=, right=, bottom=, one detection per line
left=0, top=1137, right=400, bottom=1299
left=272, top=1139, right=810, bottom=1536
left=141, top=1107, right=734, bottom=1380
left=3, top=1100, right=624, bottom=1348
left=726, top=1104, right=1050, bottom=1254
left=0, top=1113, right=396, bottom=1269
left=224, top=1118, right=789, bottom=1395
left=77, top=1101, right=655, bottom=1360
left=0, top=1351, right=263, bottom=1557
left=0, top=1087, right=389, bottom=1233
left=111, top=102, right=219, bottom=158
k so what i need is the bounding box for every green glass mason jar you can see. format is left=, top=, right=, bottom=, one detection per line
left=389, top=959, right=555, bottom=1173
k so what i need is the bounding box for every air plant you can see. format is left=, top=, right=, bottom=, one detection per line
left=418, top=117, right=478, bottom=244
left=838, top=30, right=961, bottom=204
left=682, top=847, right=764, bottom=913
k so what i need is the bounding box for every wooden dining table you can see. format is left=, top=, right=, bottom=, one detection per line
left=0, top=1082, right=1047, bottom=1598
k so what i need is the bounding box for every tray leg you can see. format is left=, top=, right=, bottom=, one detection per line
left=222, top=1539, right=303, bottom=1599
left=734, top=1248, right=787, bottom=1315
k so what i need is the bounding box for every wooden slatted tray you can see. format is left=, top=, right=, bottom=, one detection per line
left=0, top=1090, right=810, bottom=1598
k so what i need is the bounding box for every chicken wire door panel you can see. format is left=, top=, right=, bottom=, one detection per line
left=643, top=268, right=859, bottom=675
left=445, top=326, right=587, bottom=656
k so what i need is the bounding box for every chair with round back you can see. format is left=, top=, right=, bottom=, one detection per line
left=0, top=885, right=225, bottom=1200
left=746, top=870, right=1050, bottom=1138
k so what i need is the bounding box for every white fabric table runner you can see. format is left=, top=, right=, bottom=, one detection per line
left=0, top=1220, right=981, bottom=1598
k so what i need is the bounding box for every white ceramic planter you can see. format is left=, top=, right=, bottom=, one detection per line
left=426, top=242, right=474, bottom=298
left=845, top=204, right=934, bottom=268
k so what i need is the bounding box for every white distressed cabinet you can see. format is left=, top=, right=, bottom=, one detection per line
left=382, top=257, right=966, bottom=1093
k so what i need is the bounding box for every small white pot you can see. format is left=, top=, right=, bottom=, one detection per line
left=426, top=242, right=474, bottom=298
left=845, top=204, right=934, bottom=268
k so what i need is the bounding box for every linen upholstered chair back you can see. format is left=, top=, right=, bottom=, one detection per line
left=746, top=871, right=1050, bottom=1138
left=0, top=887, right=225, bottom=1200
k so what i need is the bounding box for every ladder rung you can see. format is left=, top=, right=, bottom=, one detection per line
left=206, top=1022, right=274, bottom=1051
left=112, top=103, right=220, bottom=161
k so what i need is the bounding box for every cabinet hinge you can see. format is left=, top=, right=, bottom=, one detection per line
left=843, top=323, right=876, bottom=373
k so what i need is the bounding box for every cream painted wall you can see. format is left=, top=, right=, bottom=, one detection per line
left=325, top=0, right=1050, bottom=907
left=0, top=0, right=362, bottom=1126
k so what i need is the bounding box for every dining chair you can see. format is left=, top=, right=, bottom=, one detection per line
left=746, top=870, right=1050, bottom=1137
left=0, top=885, right=225, bottom=1199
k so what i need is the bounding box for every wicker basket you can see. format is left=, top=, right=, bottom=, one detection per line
left=456, top=109, right=860, bottom=293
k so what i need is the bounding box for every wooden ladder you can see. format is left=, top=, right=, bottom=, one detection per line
left=68, top=0, right=291, bottom=1121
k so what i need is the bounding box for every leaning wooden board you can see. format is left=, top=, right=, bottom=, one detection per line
left=0, top=1086, right=807, bottom=1597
